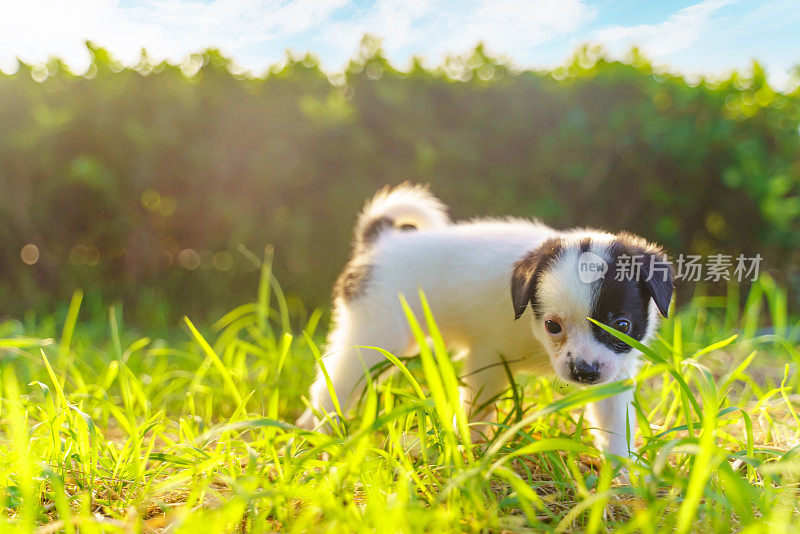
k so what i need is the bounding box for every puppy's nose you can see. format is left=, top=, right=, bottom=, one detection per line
left=570, top=359, right=600, bottom=384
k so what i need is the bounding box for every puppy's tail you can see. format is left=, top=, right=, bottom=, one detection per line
left=354, top=183, right=450, bottom=248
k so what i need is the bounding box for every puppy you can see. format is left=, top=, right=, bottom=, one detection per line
left=297, top=184, right=673, bottom=461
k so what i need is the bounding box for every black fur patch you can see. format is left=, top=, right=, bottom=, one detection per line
left=361, top=216, right=394, bottom=244
left=590, top=235, right=674, bottom=353
left=333, top=258, right=373, bottom=301
left=511, top=237, right=564, bottom=319
left=338, top=217, right=420, bottom=302
left=590, top=272, right=651, bottom=353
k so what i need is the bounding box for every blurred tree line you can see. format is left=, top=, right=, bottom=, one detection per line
left=1, top=38, right=799, bottom=328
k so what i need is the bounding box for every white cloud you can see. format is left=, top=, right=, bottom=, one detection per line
left=320, top=0, right=437, bottom=62
left=593, top=0, right=736, bottom=58
left=319, top=0, right=595, bottom=69
left=441, top=0, right=595, bottom=53
left=0, top=0, right=346, bottom=74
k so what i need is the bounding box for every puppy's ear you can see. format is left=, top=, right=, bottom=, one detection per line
left=617, top=232, right=675, bottom=319
left=511, top=256, right=538, bottom=320
left=511, top=238, right=562, bottom=320
left=643, top=251, right=674, bottom=318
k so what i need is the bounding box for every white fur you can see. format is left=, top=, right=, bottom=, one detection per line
left=298, top=185, right=665, bottom=465
left=357, top=183, right=450, bottom=236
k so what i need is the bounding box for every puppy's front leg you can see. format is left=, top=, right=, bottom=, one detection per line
left=585, top=387, right=636, bottom=460
left=460, top=363, right=511, bottom=443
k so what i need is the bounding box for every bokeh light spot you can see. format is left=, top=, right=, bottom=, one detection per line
left=653, top=91, right=671, bottom=111
left=86, top=247, right=101, bottom=266
left=107, top=248, right=127, bottom=260
left=31, top=66, right=48, bottom=83
left=20, top=244, right=39, bottom=265
left=178, top=249, right=200, bottom=270
left=141, top=189, right=161, bottom=211
left=213, top=251, right=234, bottom=271
left=69, top=245, right=89, bottom=265
left=159, top=196, right=177, bottom=217
left=705, top=212, right=728, bottom=238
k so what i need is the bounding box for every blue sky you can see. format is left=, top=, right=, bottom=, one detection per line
left=1, top=0, right=798, bottom=89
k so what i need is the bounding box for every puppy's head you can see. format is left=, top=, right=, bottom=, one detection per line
left=511, top=232, right=673, bottom=385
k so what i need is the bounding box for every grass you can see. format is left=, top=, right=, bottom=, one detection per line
left=1, top=257, right=799, bottom=533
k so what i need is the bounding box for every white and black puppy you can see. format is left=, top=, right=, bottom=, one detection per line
left=298, top=184, right=673, bottom=460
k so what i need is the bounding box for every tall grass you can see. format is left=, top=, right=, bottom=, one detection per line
left=1, top=261, right=799, bottom=532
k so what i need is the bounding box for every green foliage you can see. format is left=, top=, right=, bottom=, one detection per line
left=2, top=42, right=799, bottom=325
left=0, top=271, right=799, bottom=531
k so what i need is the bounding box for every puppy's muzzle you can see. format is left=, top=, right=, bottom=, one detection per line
left=570, top=359, right=600, bottom=384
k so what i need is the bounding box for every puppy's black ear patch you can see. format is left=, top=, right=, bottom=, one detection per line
left=511, top=238, right=563, bottom=320
left=643, top=252, right=674, bottom=318
left=615, top=232, right=675, bottom=319
left=511, top=258, right=536, bottom=320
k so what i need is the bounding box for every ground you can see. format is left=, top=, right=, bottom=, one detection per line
left=0, top=270, right=798, bottom=532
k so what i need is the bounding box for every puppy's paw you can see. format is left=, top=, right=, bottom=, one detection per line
left=613, top=466, right=631, bottom=486
left=295, top=408, right=318, bottom=431
left=398, top=431, right=425, bottom=459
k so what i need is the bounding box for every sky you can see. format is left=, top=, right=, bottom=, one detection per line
left=1, top=0, right=798, bottom=89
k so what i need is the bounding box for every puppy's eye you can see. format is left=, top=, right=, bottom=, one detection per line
left=612, top=319, right=631, bottom=334
left=544, top=320, right=562, bottom=335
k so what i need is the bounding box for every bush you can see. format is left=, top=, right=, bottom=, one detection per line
left=1, top=41, right=798, bottom=325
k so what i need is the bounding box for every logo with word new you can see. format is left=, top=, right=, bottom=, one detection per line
left=577, top=252, right=608, bottom=284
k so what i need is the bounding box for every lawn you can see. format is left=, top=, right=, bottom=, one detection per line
left=1, top=258, right=799, bottom=532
